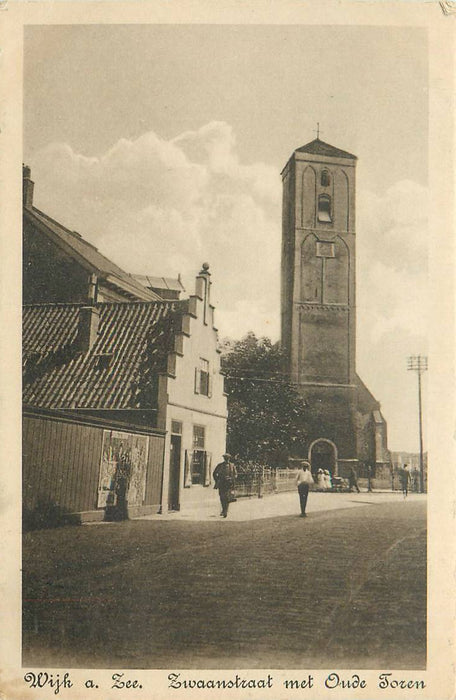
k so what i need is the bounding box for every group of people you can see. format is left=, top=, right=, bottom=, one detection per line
left=316, top=468, right=332, bottom=491
left=212, top=454, right=387, bottom=520
left=212, top=454, right=320, bottom=519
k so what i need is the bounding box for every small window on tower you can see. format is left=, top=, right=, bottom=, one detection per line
left=321, top=170, right=330, bottom=187
left=318, top=194, right=332, bottom=223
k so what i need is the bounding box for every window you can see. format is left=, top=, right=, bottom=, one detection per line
left=95, top=353, right=113, bottom=371
left=192, top=425, right=206, bottom=485
left=321, top=170, right=330, bottom=187
left=194, top=358, right=211, bottom=396
left=193, top=425, right=205, bottom=449
left=318, top=194, right=332, bottom=223
left=171, top=420, right=182, bottom=435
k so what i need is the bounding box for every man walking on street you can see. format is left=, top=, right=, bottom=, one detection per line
left=401, top=463, right=411, bottom=498
left=213, top=453, right=237, bottom=518
left=296, top=461, right=314, bottom=517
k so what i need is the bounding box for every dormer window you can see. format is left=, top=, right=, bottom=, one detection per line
left=318, top=194, right=332, bottom=223
left=321, top=170, right=330, bottom=187
left=96, top=353, right=113, bottom=371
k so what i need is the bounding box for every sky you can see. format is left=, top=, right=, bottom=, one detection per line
left=24, top=24, right=429, bottom=452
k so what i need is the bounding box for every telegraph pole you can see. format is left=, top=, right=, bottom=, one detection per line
left=407, top=355, right=428, bottom=493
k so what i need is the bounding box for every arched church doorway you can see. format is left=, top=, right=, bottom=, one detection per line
left=309, top=439, right=337, bottom=477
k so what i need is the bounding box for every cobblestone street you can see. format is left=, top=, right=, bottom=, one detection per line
left=23, top=496, right=426, bottom=670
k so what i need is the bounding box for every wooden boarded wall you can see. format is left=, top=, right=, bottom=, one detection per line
left=23, top=409, right=165, bottom=522
left=145, top=433, right=165, bottom=508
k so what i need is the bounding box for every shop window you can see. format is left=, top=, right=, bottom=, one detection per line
left=192, top=425, right=206, bottom=485
left=193, top=425, right=205, bottom=449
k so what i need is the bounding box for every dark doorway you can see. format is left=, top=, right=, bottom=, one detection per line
left=310, top=439, right=337, bottom=477
left=168, top=434, right=182, bottom=511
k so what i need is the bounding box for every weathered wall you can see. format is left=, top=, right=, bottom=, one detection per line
left=23, top=218, right=89, bottom=304
left=23, top=408, right=165, bottom=525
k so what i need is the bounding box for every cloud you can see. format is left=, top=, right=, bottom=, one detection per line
left=29, top=125, right=428, bottom=449
left=356, top=180, right=428, bottom=450
left=357, top=179, right=428, bottom=343
left=29, top=121, right=282, bottom=340
left=358, top=179, right=428, bottom=274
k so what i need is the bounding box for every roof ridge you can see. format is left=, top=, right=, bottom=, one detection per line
left=23, top=299, right=177, bottom=309
left=25, top=207, right=161, bottom=301
left=294, top=137, right=357, bottom=160
left=30, top=207, right=99, bottom=250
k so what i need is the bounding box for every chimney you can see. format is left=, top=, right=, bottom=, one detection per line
left=23, top=164, right=34, bottom=208
left=76, top=275, right=100, bottom=352
left=195, top=262, right=211, bottom=325
left=87, top=273, right=99, bottom=303
left=77, top=305, right=100, bottom=353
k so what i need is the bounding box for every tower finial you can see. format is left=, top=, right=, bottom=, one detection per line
left=315, top=122, right=320, bottom=139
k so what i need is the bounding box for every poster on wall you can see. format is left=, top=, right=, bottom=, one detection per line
left=97, top=430, right=149, bottom=509
left=127, top=434, right=150, bottom=507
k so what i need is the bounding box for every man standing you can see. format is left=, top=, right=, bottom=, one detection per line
left=367, top=463, right=374, bottom=492
left=213, top=453, right=237, bottom=518
left=295, top=461, right=314, bottom=517
left=348, top=465, right=360, bottom=493
left=401, top=463, right=411, bottom=498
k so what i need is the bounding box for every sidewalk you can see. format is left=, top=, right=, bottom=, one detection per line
left=136, top=489, right=426, bottom=522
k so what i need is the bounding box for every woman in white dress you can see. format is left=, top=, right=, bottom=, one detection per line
left=324, top=469, right=332, bottom=490
left=317, top=469, right=326, bottom=490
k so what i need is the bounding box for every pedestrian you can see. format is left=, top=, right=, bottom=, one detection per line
left=316, top=468, right=325, bottom=490
left=324, top=469, right=332, bottom=491
left=348, top=465, right=360, bottom=493
left=213, top=453, right=237, bottom=518
left=367, top=463, right=374, bottom=492
left=400, top=463, right=411, bottom=498
left=295, top=461, right=314, bottom=517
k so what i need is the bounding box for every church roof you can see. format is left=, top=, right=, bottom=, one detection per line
left=355, top=374, right=381, bottom=414
left=295, top=138, right=357, bottom=160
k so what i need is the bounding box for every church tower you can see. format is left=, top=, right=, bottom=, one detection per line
left=281, top=137, right=359, bottom=474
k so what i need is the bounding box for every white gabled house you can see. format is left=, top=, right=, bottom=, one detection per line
left=156, top=263, right=228, bottom=512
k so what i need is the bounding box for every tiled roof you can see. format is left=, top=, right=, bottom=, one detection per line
left=24, top=207, right=161, bottom=302
left=23, top=300, right=185, bottom=409
left=295, top=138, right=357, bottom=160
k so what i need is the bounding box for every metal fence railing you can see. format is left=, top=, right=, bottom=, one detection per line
left=235, top=467, right=298, bottom=498
left=234, top=465, right=425, bottom=498
left=391, top=469, right=422, bottom=493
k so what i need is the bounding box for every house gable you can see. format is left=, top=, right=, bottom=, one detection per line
left=163, top=266, right=227, bottom=419
left=23, top=166, right=162, bottom=304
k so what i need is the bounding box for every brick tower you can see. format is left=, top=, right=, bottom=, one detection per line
left=281, top=137, right=359, bottom=474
